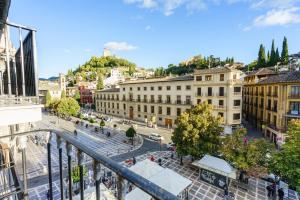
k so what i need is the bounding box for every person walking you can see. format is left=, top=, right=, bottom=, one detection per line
left=271, top=182, right=276, bottom=197
left=266, top=185, right=272, bottom=198
left=278, top=188, right=284, bottom=200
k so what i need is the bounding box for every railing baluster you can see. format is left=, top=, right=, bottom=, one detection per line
left=66, top=142, right=73, bottom=200
left=93, top=160, right=101, bottom=200
left=57, top=136, right=64, bottom=200
left=47, top=132, right=53, bottom=200
left=117, top=175, right=126, bottom=200
left=77, top=150, right=84, bottom=200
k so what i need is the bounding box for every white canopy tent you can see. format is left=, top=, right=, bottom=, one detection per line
left=192, top=155, right=237, bottom=180
left=126, top=159, right=192, bottom=200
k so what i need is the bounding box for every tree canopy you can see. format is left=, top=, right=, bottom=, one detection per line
left=126, top=126, right=137, bottom=145
left=269, top=119, right=300, bottom=191
left=220, top=128, right=275, bottom=177
left=45, top=90, right=52, bottom=108
left=171, top=102, right=223, bottom=158
left=96, top=75, right=104, bottom=90
left=281, top=36, right=289, bottom=65
left=61, top=90, right=66, bottom=99
left=57, top=97, right=80, bottom=117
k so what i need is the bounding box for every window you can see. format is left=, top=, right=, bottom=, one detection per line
left=233, top=74, right=237, bottom=80
left=186, top=85, right=191, bottom=90
left=130, top=87, right=132, bottom=91
left=144, top=105, right=147, bottom=112
left=176, top=95, right=181, bottom=104
left=205, top=75, right=212, bottom=81
left=167, top=107, right=171, bottom=115
left=166, top=95, right=171, bottom=103
left=151, top=106, right=155, bottom=113
left=144, top=87, right=147, bottom=91
left=117, top=103, right=119, bottom=109
left=186, top=96, right=191, bottom=105
left=138, top=114, right=141, bottom=117
left=291, top=86, right=300, bottom=97
left=112, top=103, right=114, bottom=108
left=151, top=86, right=154, bottom=91
left=234, top=87, right=241, bottom=93
left=234, top=100, right=241, bottom=106
left=158, top=95, right=162, bottom=103
left=219, top=87, right=224, bottom=96
left=208, top=87, right=212, bottom=96
left=196, top=76, right=202, bottom=81
left=290, top=102, right=300, bottom=114
left=159, top=117, right=162, bottom=121
left=177, top=108, right=181, bottom=116
left=137, top=95, right=141, bottom=102
left=144, top=115, right=147, bottom=119
left=197, top=87, right=201, bottom=96
left=233, top=113, right=241, bottom=120
left=273, top=115, right=277, bottom=125
left=144, top=95, right=147, bottom=102
left=123, top=88, right=125, bottom=91
left=207, top=99, right=212, bottom=104
left=158, top=86, right=162, bottom=91
left=138, top=105, right=141, bottom=112
left=220, top=74, right=224, bottom=81
left=137, top=87, right=140, bottom=91
left=218, top=112, right=224, bottom=118
left=166, top=86, right=171, bottom=90
left=158, top=106, right=162, bottom=114
left=177, top=86, right=181, bottom=90
left=219, top=100, right=224, bottom=106
left=150, top=95, right=155, bottom=102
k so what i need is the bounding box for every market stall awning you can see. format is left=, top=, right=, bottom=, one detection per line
left=192, top=155, right=237, bottom=179
left=126, top=159, right=192, bottom=200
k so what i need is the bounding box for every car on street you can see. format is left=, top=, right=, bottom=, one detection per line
left=149, top=133, right=163, bottom=141
left=166, top=142, right=175, bottom=150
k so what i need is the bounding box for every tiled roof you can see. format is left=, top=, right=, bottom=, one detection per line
left=98, top=88, right=120, bottom=93
left=246, top=68, right=275, bottom=77
left=258, top=71, right=300, bottom=84
left=194, top=66, right=235, bottom=74
left=119, top=75, right=194, bottom=85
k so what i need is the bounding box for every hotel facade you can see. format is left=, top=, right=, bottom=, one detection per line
left=243, top=68, right=300, bottom=145
left=95, top=67, right=243, bottom=133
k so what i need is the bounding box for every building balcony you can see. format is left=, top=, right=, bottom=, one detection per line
left=214, top=105, right=226, bottom=109
left=259, top=92, right=264, bottom=96
left=234, top=92, right=241, bottom=96
left=156, top=100, right=162, bottom=104
left=150, top=99, right=155, bottom=103
left=0, top=129, right=177, bottom=200
left=288, top=94, right=300, bottom=99
left=286, top=110, right=300, bottom=118
left=217, top=93, right=226, bottom=97
left=175, top=100, right=182, bottom=105
left=195, top=93, right=202, bottom=97
left=184, top=101, right=192, bottom=105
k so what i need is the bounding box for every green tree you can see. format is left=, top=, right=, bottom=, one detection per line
left=45, top=90, right=52, bottom=108
left=126, top=126, right=137, bottom=145
left=61, top=90, right=66, bottom=99
left=57, top=98, right=80, bottom=117
left=100, top=120, right=105, bottom=134
left=172, top=102, right=223, bottom=161
left=281, top=36, right=289, bottom=65
left=269, top=119, right=300, bottom=191
left=74, top=90, right=80, bottom=103
left=220, top=128, right=275, bottom=177
left=97, top=75, right=104, bottom=90
left=257, top=44, right=267, bottom=68
left=275, top=48, right=280, bottom=64
left=247, top=60, right=257, bottom=71
left=71, top=166, right=87, bottom=183
left=269, top=40, right=276, bottom=66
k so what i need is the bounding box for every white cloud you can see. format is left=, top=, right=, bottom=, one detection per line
left=104, top=42, right=138, bottom=51
left=244, top=7, right=300, bottom=30
left=251, top=0, right=299, bottom=9
left=84, top=48, right=91, bottom=52
left=186, top=0, right=206, bottom=13
left=124, top=0, right=157, bottom=8
left=145, top=25, right=152, bottom=30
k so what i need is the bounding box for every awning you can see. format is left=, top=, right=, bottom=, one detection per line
left=192, top=155, right=237, bottom=179
left=126, top=159, right=192, bottom=200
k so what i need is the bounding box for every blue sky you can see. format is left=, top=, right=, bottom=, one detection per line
left=8, top=0, right=300, bottom=78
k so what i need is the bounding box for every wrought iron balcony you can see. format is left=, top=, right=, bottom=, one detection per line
left=0, top=129, right=178, bottom=200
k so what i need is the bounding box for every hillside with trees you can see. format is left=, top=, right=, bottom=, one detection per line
left=67, top=56, right=136, bottom=86
left=154, top=55, right=236, bottom=77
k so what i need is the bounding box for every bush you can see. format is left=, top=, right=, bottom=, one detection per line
left=89, top=118, right=95, bottom=124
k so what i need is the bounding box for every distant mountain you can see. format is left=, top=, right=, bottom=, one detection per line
left=39, top=76, right=58, bottom=81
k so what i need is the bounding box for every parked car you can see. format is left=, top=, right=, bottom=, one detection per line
left=149, top=133, right=163, bottom=141
left=166, top=142, right=175, bottom=150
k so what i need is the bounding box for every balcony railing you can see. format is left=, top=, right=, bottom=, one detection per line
left=288, top=94, right=300, bottom=99
left=0, top=129, right=177, bottom=200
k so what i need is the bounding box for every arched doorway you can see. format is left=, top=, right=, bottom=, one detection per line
left=129, top=106, right=133, bottom=119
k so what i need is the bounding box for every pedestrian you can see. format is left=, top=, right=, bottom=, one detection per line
left=272, top=182, right=276, bottom=197
left=132, top=157, right=136, bottom=165
left=278, top=188, right=284, bottom=200
left=74, top=130, right=77, bottom=136
left=224, top=185, right=229, bottom=200
left=46, top=189, right=50, bottom=200
left=150, top=155, right=155, bottom=161
left=266, top=185, right=272, bottom=197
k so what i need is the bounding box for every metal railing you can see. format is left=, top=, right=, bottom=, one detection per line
left=0, top=96, right=39, bottom=107
left=0, top=129, right=177, bottom=200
